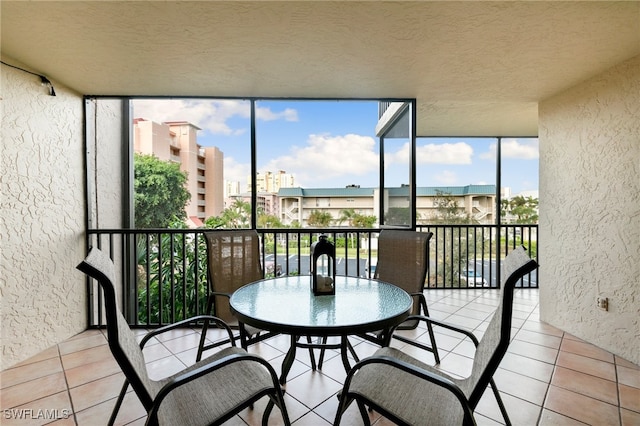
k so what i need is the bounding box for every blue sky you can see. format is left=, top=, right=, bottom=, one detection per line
left=133, top=99, right=538, bottom=196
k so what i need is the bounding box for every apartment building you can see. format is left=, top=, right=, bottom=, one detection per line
left=133, top=118, right=224, bottom=223
left=279, top=184, right=496, bottom=226
left=253, top=170, right=296, bottom=193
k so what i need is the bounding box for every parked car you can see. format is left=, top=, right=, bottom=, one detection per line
left=460, top=268, right=488, bottom=287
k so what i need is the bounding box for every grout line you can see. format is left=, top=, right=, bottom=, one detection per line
left=57, top=342, right=79, bottom=426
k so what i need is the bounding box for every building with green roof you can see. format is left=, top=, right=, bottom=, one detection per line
left=278, top=184, right=496, bottom=226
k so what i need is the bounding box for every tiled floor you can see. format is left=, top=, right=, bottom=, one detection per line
left=2, top=288, right=639, bottom=425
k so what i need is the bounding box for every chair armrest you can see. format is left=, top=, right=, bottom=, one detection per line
left=146, top=352, right=279, bottom=424
left=399, top=314, right=480, bottom=347
left=139, top=315, right=235, bottom=349
left=345, top=355, right=476, bottom=426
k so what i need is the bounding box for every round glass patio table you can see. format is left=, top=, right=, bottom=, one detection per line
left=230, top=275, right=412, bottom=384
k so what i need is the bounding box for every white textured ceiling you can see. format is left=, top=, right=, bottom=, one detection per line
left=2, top=1, right=639, bottom=136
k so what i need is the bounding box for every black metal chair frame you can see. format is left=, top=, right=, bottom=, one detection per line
left=77, top=247, right=290, bottom=426
left=197, top=230, right=278, bottom=361
left=335, top=246, right=538, bottom=426
left=357, top=230, right=440, bottom=363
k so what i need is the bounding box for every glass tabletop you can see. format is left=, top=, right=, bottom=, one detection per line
left=230, top=275, right=412, bottom=335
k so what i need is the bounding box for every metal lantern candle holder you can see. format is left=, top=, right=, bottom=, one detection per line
left=310, top=234, right=336, bottom=295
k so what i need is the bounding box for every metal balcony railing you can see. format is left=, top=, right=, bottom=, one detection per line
left=85, top=225, right=537, bottom=327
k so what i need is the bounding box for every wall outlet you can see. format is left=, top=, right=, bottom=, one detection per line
left=596, top=296, right=609, bottom=311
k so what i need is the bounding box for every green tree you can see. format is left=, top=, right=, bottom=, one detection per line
left=339, top=209, right=376, bottom=248
left=136, top=220, right=208, bottom=324
left=430, top=190, right=482, bottom=287
left=352, top=213, right=376, bottom=228
left=384, top=207, right=411, bottom=226
left=258, top=213, right=284, bottom=228
left=432, top=190, right=471, bottom=224
left=503, top=195, right=539, bottom=224
left=134, top=154, right=190, bottom=228
left=307, top=210, right=333, bottom=227
left=203, top=215, right=225, bottom=228
left=214, top=199, right=252, bottom=228
left=338, top=209, right=357, bottom=227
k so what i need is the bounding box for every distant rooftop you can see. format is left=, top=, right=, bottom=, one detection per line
left=278, top=184, right=496, bottom=197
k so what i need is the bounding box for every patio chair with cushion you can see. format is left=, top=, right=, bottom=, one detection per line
left=198, top=230, right=319, bottom=371
left=77, top=247, right=290, bottom=426
left=368, top=229, right=440, bottom=363
left=197, top=230, right=278, bottom=361
left=334, top=245, right=538, bottom=426
left=318, top=230, right=439, bottom=368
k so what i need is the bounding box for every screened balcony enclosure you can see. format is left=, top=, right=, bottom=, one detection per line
left=2, top=2, right=639, bottom=425
left=84, top=96, right=540, bottom=328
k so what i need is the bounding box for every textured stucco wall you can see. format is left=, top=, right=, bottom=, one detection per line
left=1, top=58, right=86, bottom=369
left=539, top=55, right=640, bottom=365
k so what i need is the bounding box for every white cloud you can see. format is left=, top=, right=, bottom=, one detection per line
left=224, top=156, right=250, bottom=186
left=480, top=138, right=539, bottom=160
left=434, top=170, right=458, bottom=185
left=133, top=99, right=297, bottom=136
left=256, top=107, right=298, bottom=122
left=502, top=138, right=539, bottom=159
left=386, top=142, right=474, bottom=165
left=262, top=133, right=378, bottom=187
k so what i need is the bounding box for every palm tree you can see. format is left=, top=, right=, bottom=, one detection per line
left=338, top=209, right=357, bottom=248
left=338, top=209, right=356, bottom=227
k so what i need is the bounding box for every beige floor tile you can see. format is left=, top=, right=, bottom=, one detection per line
left=57, top=333, right=107, bottom=356
left=617, top=364, right=640, bottom=389
left=514, top=329, right=562, bottom=349
left=0, top=357, right=63, bottom=389
left=560, top=338, right=615, bottom=363
left=476, top=390, right=542, bottom=425
left=538, top=408, right=588, bottom=425
left=500, top=352, right=555, bottom=383
left=551, top=365, right=618, bottom=405
left=239, top=393, right=307, bottom=425
left=473, top=413, right=503, bottom=426
left=1, top=391, right=73, bottom=426
left=451, top=338, right=478, bottom=358
left=556, top=350, right=616, bottom=381
left=144, top=354, right=187, bottom=381
left=69, top=372, right=127, bottom=412
left=159, top=332, right=203, bottom=354
left=443, top=314, right=485, bottom=331
left=544, top=385, right=619, bottom=425
left=61, top=343, right=114, bottom=370
left=616, top=356, right=640, bottom=370
left=75, top=391, right=146, bottom=426
left=141, top=340, right=173, bottom=362
left=64, top=357, right=122, bottom=388
left=436, top=351, right=474, bottom=379
left=494, top=368, right=549, bottom=406
left=621, top=408, right=640, bottom=426
left=455, top=307, right=494, bottom=321
left=619, top=383, right=640, bottom=413
left=507, top=339, right=559, bottom=364
left=284, top=370, right=342, bottom=409
left=1, top=372, right=68, bottom=409
left=152, top=327, right=196, bottom=342
left=11, top=345, right=60, bottom=368
left=520, top=320, right=564, bottom=337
